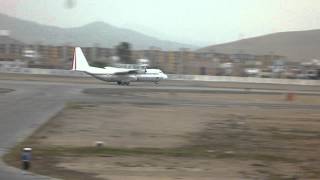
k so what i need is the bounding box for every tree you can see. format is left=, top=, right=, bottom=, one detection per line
left=116, top=42, right=134, bottom=64
left=90, top=57, right=110, bottom=68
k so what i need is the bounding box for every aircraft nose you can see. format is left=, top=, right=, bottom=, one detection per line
left=163, top=74, right=168, bottom=79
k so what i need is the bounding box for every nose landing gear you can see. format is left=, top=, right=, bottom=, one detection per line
left=117, top=81, right=130, bottom=86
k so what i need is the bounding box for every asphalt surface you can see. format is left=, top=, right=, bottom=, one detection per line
left=0, top=78, right=319, bottom=179
left=0, top=81, right=78, bottom=180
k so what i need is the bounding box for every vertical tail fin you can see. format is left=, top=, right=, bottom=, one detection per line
left=72, top=47, right=90, bottom=71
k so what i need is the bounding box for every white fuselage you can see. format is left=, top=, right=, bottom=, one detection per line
left=87, top=68, right=168, bottom=83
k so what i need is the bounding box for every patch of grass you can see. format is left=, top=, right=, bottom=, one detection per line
left=28, top=146, right=215, bottom=158
left=3, top=144, right=104, bottom=180
left=65, top=102, right=98, bottom=109
left=0, top=88, right=14, bottom=94
left=7, top=144, right=301, bottom=164
left=265, top=127, right=320, bottom=140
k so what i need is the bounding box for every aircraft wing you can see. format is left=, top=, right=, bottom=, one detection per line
left=113, top=69, right=140, bottom=75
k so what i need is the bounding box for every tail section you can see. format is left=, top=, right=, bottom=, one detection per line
left=72, top=47, right=90, bottom=71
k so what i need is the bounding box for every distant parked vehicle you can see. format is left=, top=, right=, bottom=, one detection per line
left=258, top=69, right=273, bottom=78
left=306, top=70, right=318, bottom=79
left=296, top=70, right=319, bottom=79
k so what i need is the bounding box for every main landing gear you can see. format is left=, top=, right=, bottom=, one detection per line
left=117, top=81, right=130, bottom=86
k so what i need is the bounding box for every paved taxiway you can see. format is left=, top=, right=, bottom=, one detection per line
left=0, top=78, right=319, bottom=179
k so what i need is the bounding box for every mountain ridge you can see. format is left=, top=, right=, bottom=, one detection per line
left=0, top=13, right=196, bottom=50
left=199, top=29, right=320, bottom=61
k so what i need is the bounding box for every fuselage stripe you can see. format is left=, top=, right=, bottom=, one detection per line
left=72, top=48, right=77, bottom=70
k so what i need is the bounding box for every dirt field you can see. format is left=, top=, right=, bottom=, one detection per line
left=4, top=88, right=320, bottom=180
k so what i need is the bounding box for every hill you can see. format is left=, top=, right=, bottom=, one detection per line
left=199, top=30, right=320, bottom=61
left=0, top=13, right=195, bottom=50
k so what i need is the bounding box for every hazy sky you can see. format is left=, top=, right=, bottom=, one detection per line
left=1, top=0, right=320, bottom=46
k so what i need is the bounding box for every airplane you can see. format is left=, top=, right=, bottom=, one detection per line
left=72, top=47, right=168, bottom=85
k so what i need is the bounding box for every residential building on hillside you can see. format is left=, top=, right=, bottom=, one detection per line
left=1, top=35, right=302, bottom=77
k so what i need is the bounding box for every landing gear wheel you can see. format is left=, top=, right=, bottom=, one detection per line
left=117, top=81, right=130, bottom=86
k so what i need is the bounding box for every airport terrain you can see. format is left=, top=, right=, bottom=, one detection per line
left=0, top=74, right=320, bottom=179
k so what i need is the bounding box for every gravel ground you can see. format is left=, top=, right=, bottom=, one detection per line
left=8, top=89, right=320, bottom=180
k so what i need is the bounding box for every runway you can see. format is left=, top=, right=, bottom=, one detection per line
left=0, top=78, right=319, bottom=179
